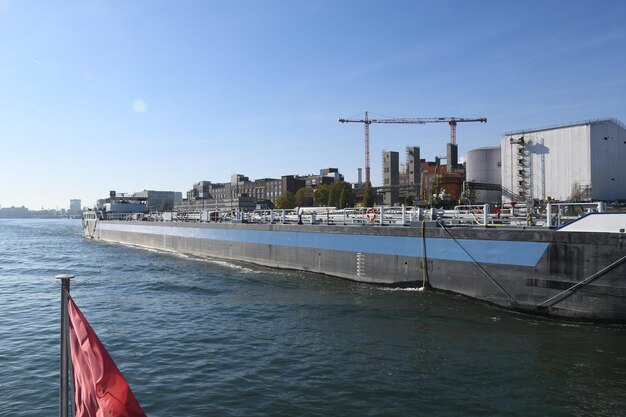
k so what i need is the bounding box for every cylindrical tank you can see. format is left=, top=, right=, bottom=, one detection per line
left=465, top=146, right=502, bottom=204
left=439, top=172, right=464, bottom=201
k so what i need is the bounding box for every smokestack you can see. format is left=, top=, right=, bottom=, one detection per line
left=357, top=168, right=363, bottom=185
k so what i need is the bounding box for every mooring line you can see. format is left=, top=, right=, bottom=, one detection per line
left=437, top=220, right=518, bottom=305
left=537, top=254, right=626, bottom=309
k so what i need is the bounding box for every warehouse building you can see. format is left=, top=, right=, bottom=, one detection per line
left=501, top=118, right=626, bottom=203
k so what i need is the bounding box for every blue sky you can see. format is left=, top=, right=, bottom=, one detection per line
left=1, top=0, right=625, bottom=209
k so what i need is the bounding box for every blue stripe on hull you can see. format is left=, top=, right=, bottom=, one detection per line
left=99, top=223, right=548, bottom=267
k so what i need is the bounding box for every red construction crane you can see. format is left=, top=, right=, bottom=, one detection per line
left=338, top=112, right=487, bottom=184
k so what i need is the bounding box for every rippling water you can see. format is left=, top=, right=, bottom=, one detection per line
left=1, top=219, right=625, bottom=417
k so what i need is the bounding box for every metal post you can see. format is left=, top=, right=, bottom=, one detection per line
left=56, top=274, right=74, bottom=417
left=401, top=204, right=406, bottom=225
left=483, top=203, right=490, bottom=226
left=379, top=206, right=384, bottom=225
left=546, top=203, right=552, bottom=228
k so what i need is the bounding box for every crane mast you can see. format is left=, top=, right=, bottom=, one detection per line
left=364, top=112, right=370, bottom=185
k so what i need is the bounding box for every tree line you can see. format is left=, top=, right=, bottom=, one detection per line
left=275, top=181, right=375, bottom=209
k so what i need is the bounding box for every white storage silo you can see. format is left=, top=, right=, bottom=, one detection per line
left=465, top=146, right=502, bottom=204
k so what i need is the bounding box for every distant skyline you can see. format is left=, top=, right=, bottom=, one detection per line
left=1, top=0, right=625, bottom=209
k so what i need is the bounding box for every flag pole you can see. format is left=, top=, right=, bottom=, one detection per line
left=56, top=274, right=74, bottom=417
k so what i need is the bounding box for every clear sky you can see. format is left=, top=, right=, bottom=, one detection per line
left=1, top=0, right=625, bottom=210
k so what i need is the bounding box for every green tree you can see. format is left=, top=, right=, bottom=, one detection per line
left=276, top=191, right=296, bottom=209
left=159, top=200, right=174, bottom=212
left=328, top=183, right=340, bottom=207
left=404, top=195, right=414, bottom=206
left=295, top=187, right=314, bottom=207
left=339, top=187, right=347, bottom=209
left=338, top=182, right=355, bottom=209
left=314, top=184, right=331, bottom=207
left=362, top=182, right=374, bottom=207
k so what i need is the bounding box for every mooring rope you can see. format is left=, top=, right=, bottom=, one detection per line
left=86, top=216, right=97, bottom=239
left=437, top=220, right=518, bottom=305
left=537, top=254, right=626, bottom=309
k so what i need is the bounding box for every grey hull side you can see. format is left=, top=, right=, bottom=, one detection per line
left=84, top=220, right=626, bottom=322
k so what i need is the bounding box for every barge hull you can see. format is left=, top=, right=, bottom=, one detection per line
left=85, top=220, right=626, bottom=322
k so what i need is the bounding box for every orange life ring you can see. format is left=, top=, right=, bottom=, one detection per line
left=365, top=207, right=377, bottom=222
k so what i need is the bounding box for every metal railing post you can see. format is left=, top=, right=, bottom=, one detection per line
left=483, top=203, right=490, bottom=226
left=546, top=203, right=552, bottom=228
left=56, top=274, right=74, bottom=417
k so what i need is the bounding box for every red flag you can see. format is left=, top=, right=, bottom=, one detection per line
left=68, top=296, right=147, bottom=417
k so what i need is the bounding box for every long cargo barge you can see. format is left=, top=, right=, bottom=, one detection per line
left=82, top=208, right=626, bottom=322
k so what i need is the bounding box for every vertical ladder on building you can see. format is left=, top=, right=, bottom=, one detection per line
left=510, top=136, right=529, bottom=202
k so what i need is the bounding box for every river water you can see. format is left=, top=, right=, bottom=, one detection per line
left=1, top=219, right=625, bottom=416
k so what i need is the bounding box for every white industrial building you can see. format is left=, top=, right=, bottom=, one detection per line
left=501, top=118, right=626, bottom=203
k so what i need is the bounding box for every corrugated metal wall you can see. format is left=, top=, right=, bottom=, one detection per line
left=502, top=125, right=591, bottom=202
left=590, top=122, right=626, bottom=200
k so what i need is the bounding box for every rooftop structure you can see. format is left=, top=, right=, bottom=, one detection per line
left=134, top=190, right=182, bottom=212
left=96, top=191, right=148, bottom=214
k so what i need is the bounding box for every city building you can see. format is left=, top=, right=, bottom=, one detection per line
left=176, top=171, right=339, bottom=213
left=398, top=146, right=421, bottom=203
left=402, top=147, right=421, bottom=186
left=69, top=199, right=81, bottom=214
left=97, top=191, right=148, bottom=214
left=446, top=143, right=459, bottom=172
left=419, top=158, right=449, bottom=202
left=382, top=151, right=399, bottom=205
left=380, top=147, right=425, bottom=205
left=134, top=190, right=182, bottom=212
left=0, top=206, right=29, bottom=218
left=501, top=118, right=626, bottom=203
left=297, top=168, right=344, bottom=189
